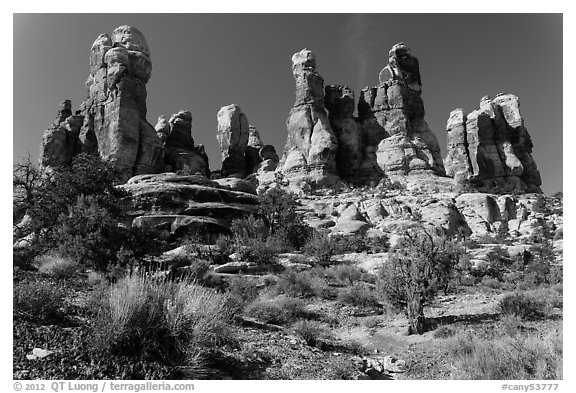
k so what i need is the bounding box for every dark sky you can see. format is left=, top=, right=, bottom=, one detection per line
left=13, top=13, right=563, bottom=194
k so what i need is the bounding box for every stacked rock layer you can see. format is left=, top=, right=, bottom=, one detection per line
left=444, top=94, right=542, bottom=193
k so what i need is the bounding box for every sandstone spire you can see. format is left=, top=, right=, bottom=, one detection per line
left=279, top=48, right=339, bottom=189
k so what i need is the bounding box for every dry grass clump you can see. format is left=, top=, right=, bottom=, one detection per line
left=244, top=295, right=310, bottom=325
left=34, top=254, right=80, bottom=280
left=449, top=328, right=562, bottom=379
left=91, top=274, right=236, bottom=375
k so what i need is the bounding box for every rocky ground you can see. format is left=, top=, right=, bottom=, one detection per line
left=13, top=257, right=563, bottom=380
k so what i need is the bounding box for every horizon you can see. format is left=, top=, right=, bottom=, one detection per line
left=13, top=13, right=563, bottom=194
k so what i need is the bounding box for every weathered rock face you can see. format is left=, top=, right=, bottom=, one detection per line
left=444, top=94, right=542, bottom=193
left=279, top=49, right=340, bottom=189
left=39, top=100, right=84, bottom=170
left=325, top=85, right=364, bottom=181
left=357, top=43, right=445, bottom=180
left=154, top=110, right=209, bottom=176
left=120, top=172, right=260, bottom=239
left=216, top=106, right=278, bottom=178
left=217, top=104, right=250, bottom=177
left=79, top=25, right=164, bottom=180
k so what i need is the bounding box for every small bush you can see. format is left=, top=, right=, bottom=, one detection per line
left=14, top=278, right=66, bottom=324
left=238, top=236, right=284, bottom=266
left=480, top=276, right=502, bottom=289
left=275, top=269, right=327, bottom=298
left=34, top=254, right=80, bottom=280
left=498, top=293, right=547, bottom=321
left=292, top=320, right=331, bottom=347
left=301, top=231, right=334, bottom=265
left=244, top=296, right=309, bottom=325
left=330, top=264, right=364, bottom=286
left=433, top=325, right=457, bottom=339
left=363, top=316, right=381, bottom=329
left=337, top=283, right=380, bottom=308
left=224, top=276, right=261, bottom=314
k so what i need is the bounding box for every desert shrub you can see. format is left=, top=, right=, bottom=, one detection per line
left=329, top=264, right=364, bottom=286
left=433, top=325, right=457, bottom=339
left=53, top=195, right=121, bottom=271
left=480, top=276, right=502, bottom=289
left=26, top=154, right=124, bottom=245
left=91, top=274, right=236, bottom=365
left=244, top=296, right=309, bottom=325
left=224, top=276, right=261, bottom=314
left=34, top=253, right=80, bottom=280
left=292, top=320, right=331, bottom=347
left=274, top=269, right=327, bottom=298
left=301, top=231, right=335, bottom=265
left=13, top=278, right=66, bottom=324
left=363, top=316, right=382, bottom=329
left=498, top=293, right=547, bottom=321
left=323, top=357, right=361, bottom=380
left=337, top=282, right=380, bottom=308
left=241, top=236, right=284, bottom=266
left=377, top=225, right=464, bottom=334
left=500, top=314, right=524, bottom=336
left=177, top=259, right=211, bottom=284
left=257, top=187, right=311, bottom=250
left=450, top=328, right=562, bottom=379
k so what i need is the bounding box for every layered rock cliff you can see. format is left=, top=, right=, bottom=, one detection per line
left=444, top=94, right=542, bottom=193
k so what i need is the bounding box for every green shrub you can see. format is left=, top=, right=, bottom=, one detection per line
left=337, top=283, right=380, bottom=308
left=498, top=293, right=547, bottom=321
left=34, top=254, right=80, bottom=280
left=292, top=320, right=331, bottom=347
left=244, top=296, right=309, bottom=325
left=91, top=274, right=236, bottom=364
left=14, top=278, right=66, bottom=324
left=450, top=329, right=562, bottom=379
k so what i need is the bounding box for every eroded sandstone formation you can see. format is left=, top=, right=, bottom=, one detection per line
left=154, top=110, right=210, bottom=176
left=80, top=25, right=164, bottom=180
left=279, top=49, right=339, bottom=188
left=39, top=26, right=165, bottom=179
left=39, top=100, right=84, bottom=170
left=216, top=105, right=279, bottom=178
left=357, top=43, right=445, bottom=179
left=444, top=94, right=542, bottom=193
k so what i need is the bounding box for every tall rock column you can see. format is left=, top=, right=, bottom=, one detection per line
left=80, top=25, right=164, bottom=180
left=217, top=104, right=250, bottom=177
left=444, top=93, right=542, bottom=193
left=358, top=43, right=445, bottom=177
left=279, top=49, right=339, bottom=189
